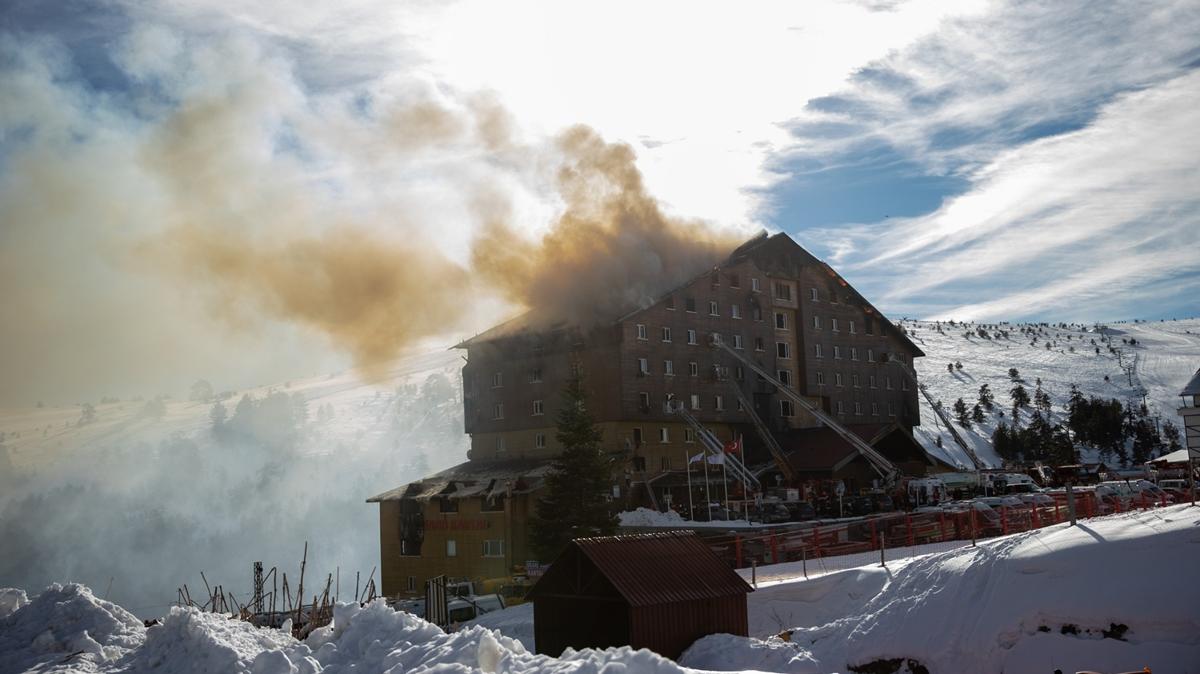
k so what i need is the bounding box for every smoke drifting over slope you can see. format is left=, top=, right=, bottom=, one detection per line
left=0, top=27, right=741, bottom=401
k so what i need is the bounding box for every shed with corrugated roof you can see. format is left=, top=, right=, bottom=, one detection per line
left=526, top=530, right=753, bottom=659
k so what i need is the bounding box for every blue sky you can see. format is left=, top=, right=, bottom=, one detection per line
left=1, top=0, right=1198, bottom=401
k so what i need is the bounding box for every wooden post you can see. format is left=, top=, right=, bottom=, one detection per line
left=751, top=559, right=756, bottom=587
left=1066, top=484, right=1077, bottom=526
left=295, top=542, right=308, bottom=625
left=802, top=547, right=808, bottom=579
left=1031, top=503, right=1040, bottom=529
left=879, top=536, right=886, bottom=567
left=870, top=519, right=878, bottom=549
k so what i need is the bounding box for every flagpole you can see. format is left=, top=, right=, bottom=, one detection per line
left=740, top=434, right=749, bottom=516
left=702, top=443, right=711, bottom=521
left=685, top=449, right=693, bottom=521
left=722, top=445, right=730, bottom=518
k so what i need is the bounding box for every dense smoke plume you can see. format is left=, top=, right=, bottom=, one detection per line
left=135, top=68, right=740, bottom=377
left=473, top=126, right=743, bottom=329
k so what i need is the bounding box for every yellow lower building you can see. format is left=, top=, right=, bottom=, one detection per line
left=368, top=459, right=550, bottom=598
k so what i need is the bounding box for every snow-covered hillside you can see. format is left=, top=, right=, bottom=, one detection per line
left=10, top=506, right=1184, bottom=673
left=905, top=317, right=1200, bottom=468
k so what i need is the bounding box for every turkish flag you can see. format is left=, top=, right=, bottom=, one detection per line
left=723, top=436, right=742, bottom=455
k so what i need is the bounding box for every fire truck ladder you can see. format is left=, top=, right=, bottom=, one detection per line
left=665, top=398, right=761, bottom=492
left=886, top=356, right=984, bottom=471
left=724, top=382, right=795, bottom=483
left=710, top=337, right=901, bottom=487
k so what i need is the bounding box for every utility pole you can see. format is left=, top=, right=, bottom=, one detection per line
left=253, top=561, right=264, bottom=614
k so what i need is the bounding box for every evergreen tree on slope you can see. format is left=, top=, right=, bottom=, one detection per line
left=529, top=372, right=618, bottom=562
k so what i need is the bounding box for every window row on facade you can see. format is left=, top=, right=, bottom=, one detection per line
left=439, top=538, right=506, bottom=558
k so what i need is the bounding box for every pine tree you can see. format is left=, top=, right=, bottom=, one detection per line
left=1008, top=367, right=1020, bottom=381
left=1009, top=384, right=1030, bottom=426
left=1034, top=386, right=1052, bottom=417
left=953, top=397, right=970, bottom=427
left=529, top=372, right=618, bottom=561
left=1163, top=420, right=1182, bottom=451
left=978, top=383, right=995, bottom=410
left=971, top=402, right=985, bottom=424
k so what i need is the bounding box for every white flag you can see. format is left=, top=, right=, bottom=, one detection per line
left=689, top=452, right=704, bottom=464
left=707, top=453, right=725, bottom=465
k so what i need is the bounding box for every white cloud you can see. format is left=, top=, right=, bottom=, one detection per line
left=779, top=0, right=1200, bottom=321
left=818, top=70, right=1200, bottom=321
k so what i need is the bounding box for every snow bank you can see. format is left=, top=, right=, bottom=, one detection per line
left=0, top=583, right=145, bottom=674
left=120, top=606, right=297, bottom=674
left=0, top=583, right=702, bottom=674
left=465, top=601, right=535, bottom=652
left=681, top=505, right=1200, bottom=673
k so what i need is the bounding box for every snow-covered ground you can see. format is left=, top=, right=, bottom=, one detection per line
left=9, top=506, right=1191, bottom=673
left=905, top=317, right=1200, bottom=468
left=682, top=505, right=1200, bottom=672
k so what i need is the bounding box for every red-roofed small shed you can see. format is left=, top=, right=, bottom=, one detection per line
left=526, top=530, right=753, bottom=659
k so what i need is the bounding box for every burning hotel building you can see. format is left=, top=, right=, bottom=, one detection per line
left=368, top=232, right=945, bottom=597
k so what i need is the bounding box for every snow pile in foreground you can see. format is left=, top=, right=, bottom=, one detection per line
left=0, top=584, right=698, bottom=674
left=682, top=505, right=1200, bottom=673
left=0, top=584, right=145, bottom=674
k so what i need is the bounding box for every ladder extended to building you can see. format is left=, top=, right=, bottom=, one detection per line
left=710, top=337, right=901, bottom=487
left=665, top=397, right=761, bottom=492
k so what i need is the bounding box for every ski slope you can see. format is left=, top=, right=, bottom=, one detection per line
left=905, top=317, right=1200, bottom=468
